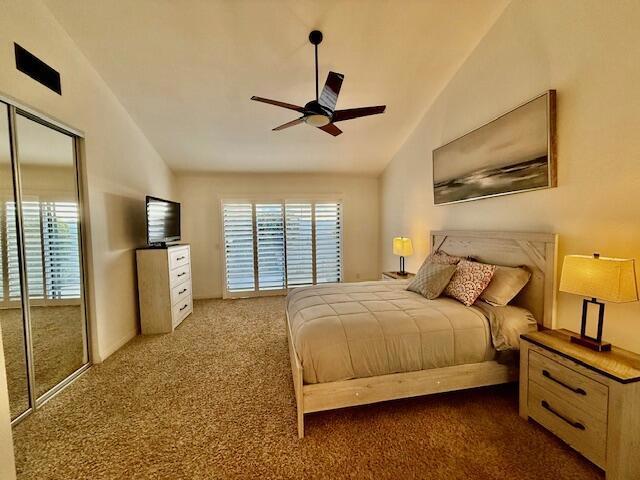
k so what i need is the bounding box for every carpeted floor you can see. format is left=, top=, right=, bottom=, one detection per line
left=12, top=297, right=604, bottom=479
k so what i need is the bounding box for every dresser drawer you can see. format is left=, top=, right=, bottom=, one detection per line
left=528, top=380, right=606, bottom=467
left=172, top=295, right=192, bottom=327
left=169, top=263, right=191, bottom=286
left=170, top=281, right=191, bottom=306
left=169, top=246, right=190, bottom=270
left=529, top=350, right=608, bottom=421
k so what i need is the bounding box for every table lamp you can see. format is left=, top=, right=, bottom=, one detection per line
left=559, top=253, right=638, bottom=351
left=393, top=237, right=413, bottom=276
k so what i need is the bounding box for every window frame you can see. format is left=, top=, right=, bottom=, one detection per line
left=219, top=195, right=343, bottom=299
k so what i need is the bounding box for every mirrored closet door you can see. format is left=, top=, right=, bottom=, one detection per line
left=0, top=100, right=89, bottom=424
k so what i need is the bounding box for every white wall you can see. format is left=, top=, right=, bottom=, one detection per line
left=0, top=0, right=176, bottom=362
left=380, top=0, right=640, bottom=352
left=176, top=172, right=379, bottom=299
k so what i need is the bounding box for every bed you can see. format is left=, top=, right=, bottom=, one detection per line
left=286, top=230, right=558, bottom=438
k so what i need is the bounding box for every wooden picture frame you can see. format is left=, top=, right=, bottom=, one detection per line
left=433, top=90, right=557, bottom=205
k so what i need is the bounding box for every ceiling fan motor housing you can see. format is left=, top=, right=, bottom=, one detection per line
left=304, top=100, right=332, bottom=116
left=303, top=100, right=332, bottom=126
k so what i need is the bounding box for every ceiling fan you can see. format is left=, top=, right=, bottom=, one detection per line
left=251, top=30, right=386, bottom=137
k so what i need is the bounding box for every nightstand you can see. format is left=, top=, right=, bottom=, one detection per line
left=381, top=271, right=415, bottom=281
left=520, top=329, right=640, bottom=479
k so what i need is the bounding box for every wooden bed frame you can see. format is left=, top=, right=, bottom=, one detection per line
left=286, top=230, right=558, bottom=438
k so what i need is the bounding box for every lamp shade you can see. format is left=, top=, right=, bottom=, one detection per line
left=559, top=254, right=638, bottom=303
left=393, top=237, right=413, bottom=257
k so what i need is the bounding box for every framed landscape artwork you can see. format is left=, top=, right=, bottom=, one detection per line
left=433, top=90, right=556, bottom=205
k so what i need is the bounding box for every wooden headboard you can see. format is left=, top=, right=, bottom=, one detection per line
left=431, top=230, right=558, bottom=328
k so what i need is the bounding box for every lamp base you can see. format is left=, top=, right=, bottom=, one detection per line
left=571, top=297, right=610, bottom=352
left=398, top=256, right=406, bottom=276
left=570, top=334, right=612, bottom=352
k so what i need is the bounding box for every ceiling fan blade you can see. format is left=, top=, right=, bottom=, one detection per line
left=318, top=72, right=344, bottom=111
left=318, top=123, right=342, bottom=136
left=272, top=117, right=306, bottom=131
left=251, top=96, right=305, bottom=113
left=332, top=105, right=386, bottom=122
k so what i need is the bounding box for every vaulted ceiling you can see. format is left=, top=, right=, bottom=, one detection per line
left=43, top=0, right=508, bottom=174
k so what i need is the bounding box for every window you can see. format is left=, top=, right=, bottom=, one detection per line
left=314, top=203, right=342, bottom=284
left=256, top=203, right=286, bottom=291
left=223, top=203, right=255, bottom=293
left=2, top=200, right=81, bottom=303
left=285, top=203, right=313, bottom=288
left=222, top=200, right=342, bottom=296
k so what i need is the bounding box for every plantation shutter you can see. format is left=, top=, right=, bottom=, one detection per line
left=315, top=203, right=342, bottom=284
left=255, top=203, right=286, bottom=290
left=223, top=203, right=256, bottom=293
left=6, top=201, right=44, bottom=300
left=42, top=202, right=81, bottom=299
left=221, top=199, right=342, bottom=296
left=284, top=203, right=313, bottom=287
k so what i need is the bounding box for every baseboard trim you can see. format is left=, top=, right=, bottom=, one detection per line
left=193, top=295, right=222, bottom=300
left=97, top=327, right=137, bottom=363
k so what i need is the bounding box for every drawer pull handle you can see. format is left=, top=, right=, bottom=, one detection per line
left=179, top=304, right=188, bottom=311
left=177, top=272, right=186, bottom=277
left=176, top=256, right=185, bottom=261
left=542, top=369, right=586, bottom=395
left=541, top=400, right=585, bottom=431
left=179, top=289, right=187, bottom=294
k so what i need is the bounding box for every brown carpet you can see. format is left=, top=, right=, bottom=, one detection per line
left=12, top=297, right=604, bottom=479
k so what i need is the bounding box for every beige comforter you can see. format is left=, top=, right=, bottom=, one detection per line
left=286, top=280, right=495, bottom=384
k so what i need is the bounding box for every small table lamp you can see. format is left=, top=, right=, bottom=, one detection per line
left=393, top=237, right=413, bottom=276
left=559, top=253, right=638, bottom=351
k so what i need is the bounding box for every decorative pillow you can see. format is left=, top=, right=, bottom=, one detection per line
left=406, top=261, right=457, bottom=299
left=427, top=250, right=465, bottom=265
left=444, top=259, right=496, bottom=306
left=480, top=265, right=531, bottom=306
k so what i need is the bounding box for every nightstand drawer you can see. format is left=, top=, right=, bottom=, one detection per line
left=529, top=350, right=608, bottom=421
left=529, top=380, right=606, bottom=468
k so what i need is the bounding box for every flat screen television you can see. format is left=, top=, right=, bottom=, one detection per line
left=146, top=196, right=181, bottom=246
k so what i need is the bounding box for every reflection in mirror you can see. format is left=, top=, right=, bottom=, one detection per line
left=0, top=103, right=31, bottom=419
left=15, top=114, right=88, bottom=399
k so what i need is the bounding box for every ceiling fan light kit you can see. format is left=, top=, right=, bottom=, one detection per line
left=251, top=30, right=386, bottom=136
left=305, top=114, right=331, bottom=127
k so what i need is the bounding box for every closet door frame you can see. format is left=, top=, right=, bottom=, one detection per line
left=1, top=94, right=92, bottom=426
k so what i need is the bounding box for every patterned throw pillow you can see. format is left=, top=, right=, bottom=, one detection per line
left=444, top=259, right=496, bottom=306
left=428, top=251, right=465, bottom=265
left=406, top=261, right=457, bottom=300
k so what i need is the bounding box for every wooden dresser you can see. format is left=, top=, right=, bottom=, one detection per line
left=520, top=329, right=640, bottom=479
left=136, top=244, right=193, bottom=334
